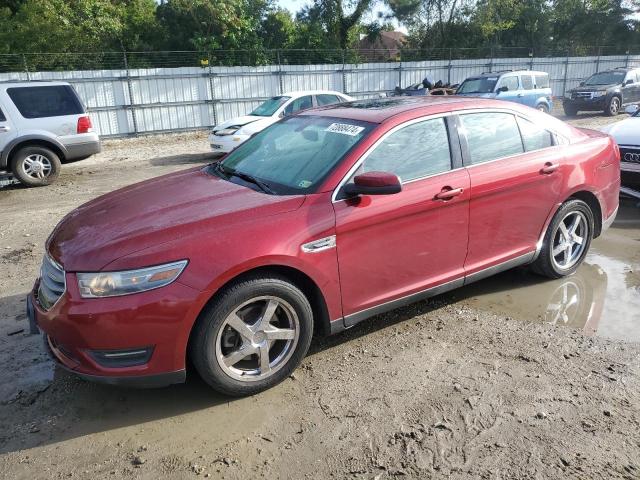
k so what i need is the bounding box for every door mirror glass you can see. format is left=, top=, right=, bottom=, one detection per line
left=624, top=104, right=639, bottom=115
left=343, top=171, right=402, bottom=197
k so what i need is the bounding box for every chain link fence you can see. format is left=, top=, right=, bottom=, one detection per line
left=1, top=47, right=639, bottom=137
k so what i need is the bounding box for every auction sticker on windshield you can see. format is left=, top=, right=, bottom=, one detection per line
left=326, top=123, right=365, bottom=136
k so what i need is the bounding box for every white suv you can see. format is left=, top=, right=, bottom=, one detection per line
left=0, top=81, right=101, bottom=186
left=209, top=90, right=353, bottom=154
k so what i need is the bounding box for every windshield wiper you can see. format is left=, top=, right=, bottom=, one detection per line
left=231, top=170, right=275, bottom=194
left=215, top=163, right=275, bottom=194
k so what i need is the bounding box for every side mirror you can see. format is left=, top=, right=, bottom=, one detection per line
left=624, top=79, right=634, bottom=86
left=579, top=81, right=585, bottom=87
left=343, top=171, right=402, bottom=197
left=496, top=86, right=509, bottom=94
left=624, top=104, right=639, bottom=115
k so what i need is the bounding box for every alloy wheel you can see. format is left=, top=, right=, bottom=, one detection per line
left=609, top=97, right=620, bottom=115
left=215, top=296, right=299, bottom=382
left=22, top=154, right=52, bottom=180
left=550, top=211, right=588, bottom=271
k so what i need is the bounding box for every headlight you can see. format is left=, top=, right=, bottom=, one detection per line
left=77, top=260, right=188, bottom=298
left=215, top=126, right=241, bottom=136
left=592, top=91, right=606, bottom=97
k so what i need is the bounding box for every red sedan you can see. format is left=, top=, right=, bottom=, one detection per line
left=28, top=97, right=620, bottom=395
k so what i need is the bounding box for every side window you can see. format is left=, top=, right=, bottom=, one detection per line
left=534, top=74, right=550, bottom=89
left=517, top=117, right=554, bottom=152
left=283, top=95, right=313, bottom=116
left=0, top=107, right=6, bottom=122
left=360, top=117, right=452, bottom=182
left=497, top=76, right=519, bottom=91
left=316, top=94, right=340, bottom=106
left=7, top=86, right=84, bottom=119
left=460, top=112, right=523, bottom=165
left=521, top=75, right=534, bottom=90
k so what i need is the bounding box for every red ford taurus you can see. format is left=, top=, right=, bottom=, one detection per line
left=28, top=97, right=620, bottom=395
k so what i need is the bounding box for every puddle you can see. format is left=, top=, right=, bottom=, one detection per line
left=453, top=198, right=640, bottom=343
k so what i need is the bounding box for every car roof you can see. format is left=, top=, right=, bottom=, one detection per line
left=469, top=70, right=548, bottom=78
left=300, top=96, right=491, bottom=123
left=0, top=80, right=72, bottom=88
left=281, top=90, right=348, bottom=98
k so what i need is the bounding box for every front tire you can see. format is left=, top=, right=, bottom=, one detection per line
left=190, top=274, right=313, bottom=396
left=563, top=104, right=578, bottom=117
left=605, top=96, right=620, bottom=116
left=536, top=103, right=549, bottom=113
left=531, top=199, right=594, bottom=279
left=10, top=146, right=61, bottom=187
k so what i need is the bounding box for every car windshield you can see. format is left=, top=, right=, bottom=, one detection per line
left=584, top=71, right=626, bottom=86
left=250, top=96, right=291, bottom=117
left=210, top=115, right=373, bottom=195
left=457, top=77, right=498, bottom=94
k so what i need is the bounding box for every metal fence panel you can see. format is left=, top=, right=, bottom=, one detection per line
left=1, top=50, right=640, bottom=137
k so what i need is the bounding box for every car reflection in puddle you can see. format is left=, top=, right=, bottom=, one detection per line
left=450, top=199, right=640, bottom=343
left=458, top=258, right=639, bottom=342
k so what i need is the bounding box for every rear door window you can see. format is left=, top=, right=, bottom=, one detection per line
left=7, top=85, right=84, bottom=119
left=517, top=117, right=554, bottom=152
left=520, top=75, right=534, bottom=90
left=0, top=107, right=6, bottom=122
left=316, top=94, right=341, bottom=106
left=534, top=74, right=550, bottom=89
left=459, top=112, right=524, bottom=165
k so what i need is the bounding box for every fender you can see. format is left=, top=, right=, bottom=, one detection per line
left=0, top=133, right=68, bottom=168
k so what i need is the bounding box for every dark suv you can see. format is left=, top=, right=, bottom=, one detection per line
left=563, top=68, right=640, bottom=117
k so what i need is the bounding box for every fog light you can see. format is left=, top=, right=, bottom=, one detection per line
left=88, top=347, right=153, bottom=368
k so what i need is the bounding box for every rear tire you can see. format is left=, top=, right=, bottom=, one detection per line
left=10, top=146, right=61, bottom=187
left=605, top=96, right=620, bottom=116
left=190, top=274, right=313, bottom=396
left=531, top=199, right=594, bottom=279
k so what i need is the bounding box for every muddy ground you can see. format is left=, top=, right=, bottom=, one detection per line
left=0, top=110, right=639, bottom=479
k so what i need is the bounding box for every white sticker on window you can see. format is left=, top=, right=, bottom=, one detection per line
left=325, top=123, right=365, bottom=136
left=487, top=77, right=498, bottom=81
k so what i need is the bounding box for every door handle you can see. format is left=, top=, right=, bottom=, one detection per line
left=435, top=187, right=464, bottom=200
left=540, top=162, right=559, bottom=174
left=0, top=126, right=10, bottom=133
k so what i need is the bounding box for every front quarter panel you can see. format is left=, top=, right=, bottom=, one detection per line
left=104, top=192, right=341, bottom=357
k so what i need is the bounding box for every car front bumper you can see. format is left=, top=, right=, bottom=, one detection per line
left=563, top=97, right=607, bottom=111
left=208, top=133, right=250, bottom=153
left=27, top=275, right=200, bottom=388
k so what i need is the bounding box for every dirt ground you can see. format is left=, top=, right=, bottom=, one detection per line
left=0, top=109, right=639, bottom=480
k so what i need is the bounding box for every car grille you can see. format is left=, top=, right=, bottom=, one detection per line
left=621, top=147, right=640, bottom=165
left=37, top=254, right=66, bottom=310
left=571, top=91, right=593, bottom=100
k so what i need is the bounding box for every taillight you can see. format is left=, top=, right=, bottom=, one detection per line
left=77, top=116, right=93, bottom=134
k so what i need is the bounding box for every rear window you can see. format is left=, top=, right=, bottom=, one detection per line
left=534, top=74, right=549, bottom=89
left=0, top=107, right=5, bottom=122
left=7, top=85, right=84, bottom=119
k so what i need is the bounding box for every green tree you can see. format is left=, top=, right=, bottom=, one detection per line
left=156, top=0, right=271, bottom=51
left=260, top=8, right=297, bottom=49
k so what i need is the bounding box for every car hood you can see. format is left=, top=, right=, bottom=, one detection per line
left=213, top=115, right=270, bottom=132
left=600, top=117, right=640, bottom=145
left=47, top=168, right=305, bottom=271
left=570, top=83, right=617, bottom=92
